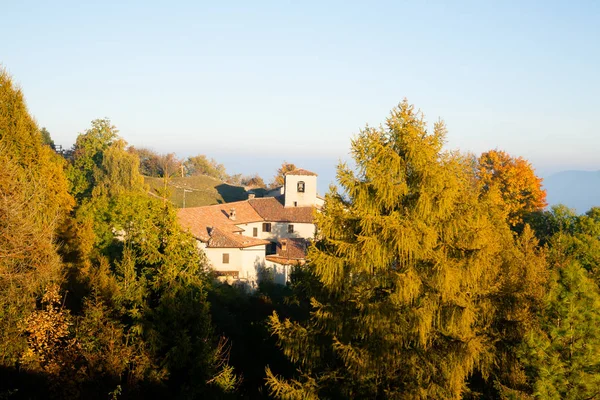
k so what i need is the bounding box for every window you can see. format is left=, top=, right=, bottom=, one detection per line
left=288, top=224, right=294, bottom=234
left=266, top=242, right=277, bottom=255
left=293, top=201, right=297, bottom=207
left=222, top=253, right=229, bottom=264
left=253, top=227, right=258, bottom=237
left=262, top=222, right=271, bottom=232
left=297, top=181, right=305, bottom=193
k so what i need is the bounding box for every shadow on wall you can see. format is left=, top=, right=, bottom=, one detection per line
left=254, top=258, right=288, bottom=286
left=269, top=224, right=303, bottom=240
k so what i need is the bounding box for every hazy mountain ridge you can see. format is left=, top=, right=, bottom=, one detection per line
left=544, top=170, right=600, bottom=214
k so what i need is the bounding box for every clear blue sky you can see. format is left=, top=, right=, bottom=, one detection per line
left=2, top=0, right=599, bottom=189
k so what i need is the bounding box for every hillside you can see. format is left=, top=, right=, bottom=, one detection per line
left=544, top=170, right=600, bottom=214
left=144, top=175, right=268, bottom=208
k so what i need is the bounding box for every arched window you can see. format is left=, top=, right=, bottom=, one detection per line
left=297, top=181, right=305, bottom=193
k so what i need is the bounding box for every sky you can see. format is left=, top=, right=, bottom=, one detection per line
left=2, top=1, right=599, bottom=192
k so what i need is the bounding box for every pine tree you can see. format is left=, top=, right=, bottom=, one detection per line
left=519, top=261, right=600, bottom=399
left=267, top=100, right=527, bottom=399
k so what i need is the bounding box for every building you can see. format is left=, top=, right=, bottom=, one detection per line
left=177, top=169, right=320, bottom=287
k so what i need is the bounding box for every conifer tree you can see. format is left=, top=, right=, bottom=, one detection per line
left=267, top=101, right=529, bottom=399
left=0, top=69, right=73, bottom=371
left=519, top=261, right=600, bottom=399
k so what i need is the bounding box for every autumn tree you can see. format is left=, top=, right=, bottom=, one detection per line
left=0, top=68, right=74, bottom=374
left=477, top=150, right=547, bottom=226
left=241, top=173, right=266, bottom=188
left=267, top=101, right=546, bottom=399
left=270, top=161, right=296, bottom=188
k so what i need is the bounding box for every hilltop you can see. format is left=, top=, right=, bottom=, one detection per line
left=144, top=174, right=268, bottom=207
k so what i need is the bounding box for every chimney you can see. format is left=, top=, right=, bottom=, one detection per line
left=281, top=239, right=287, bottom=253
left=207, top=226, right=213, bottom=235
left=229, top=208, right=236, bottom=220
left=248, top=193, right=256, bottom=199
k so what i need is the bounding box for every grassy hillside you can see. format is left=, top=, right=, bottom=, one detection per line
left=144, top=175, right=267, bottom=208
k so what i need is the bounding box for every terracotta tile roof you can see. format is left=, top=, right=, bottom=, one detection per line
left=207, top=227, right=270, bottom=248
left=266, top=238, right=309, bottom=265
left=178, top=197, right=315, bottom=249
left=248, top=197, right=314, bottom=223
left=285, top=168, right=317, bottom=176
left=178, top=200, right=263, bottom=241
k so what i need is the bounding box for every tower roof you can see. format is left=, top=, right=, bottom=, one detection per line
left=285, top=168, right=317, bottom=176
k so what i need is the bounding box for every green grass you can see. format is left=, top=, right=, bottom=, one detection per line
left=144, top=175, right=255, bottom=208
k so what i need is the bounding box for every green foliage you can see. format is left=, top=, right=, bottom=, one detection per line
left=519, top=261, right=600, bottom=399
left=144, top=174, right=249, bottom=207
left=207, top=282, right=300, bottom=398
left=69, top=118, right=119, bottom=200
left=184, top=154, right=228, bottom=180
left=40, top=127, right=55, bottom=148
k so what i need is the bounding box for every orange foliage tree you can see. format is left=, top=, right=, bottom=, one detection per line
left=477, top=150, right=547, bottom=226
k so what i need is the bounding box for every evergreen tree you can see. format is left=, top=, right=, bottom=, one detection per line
left=0, top=69, right=73, bottom=378
left=267, top=101, right=534, bottom=399
left=519, top=261, right=600, bottom=399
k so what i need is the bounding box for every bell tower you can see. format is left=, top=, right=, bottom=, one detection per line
left=283, top=169, right=317, bottom=208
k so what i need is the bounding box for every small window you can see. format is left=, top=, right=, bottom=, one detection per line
left=293, top=201, right=297, bottom=207
left=297, top=181, right=305, bottom=193
left=262, top=223, right=271, bottom=232
left=253, top=227, right=258, bottom=237
left=222, top=253, right=229, bottom=264
left=266, top=242, right=277, bottom=255
left=288, top=224, right=294, bottom=234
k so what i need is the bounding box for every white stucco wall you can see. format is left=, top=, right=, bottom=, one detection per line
left=264, top=260, right=292, bottom=285
left=240, top=246, right=266, bottom=282
left=204, top=247, right=243, bottom=272
left=236, top=221, right=315, bottom=240
left=197, top=241, right=267, bottom=286
left=284, top=174, right=317, bottom=207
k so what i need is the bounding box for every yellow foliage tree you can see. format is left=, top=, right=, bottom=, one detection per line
left=0, top=68, right=74, bottom=366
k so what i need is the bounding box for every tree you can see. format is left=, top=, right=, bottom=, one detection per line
left=40, top=127, right=55, bottom=148
left=270, top=162, right=296, bottom=188
left=184, top=154, right=228, bottom=180
left=477, top=150, right=547, bottom=226
left=129, top=146, right=163, bottom=176
left=267, top=101, right=536, bottom=399
left=0, top=68, right=73, bottom=371
left=241, top=173, right=266, bottom=188
left=68, top=118, right=119, bottom=200
left=63, top=122, right=234, bottom=397
left=519, top=261, right=600, bottom=399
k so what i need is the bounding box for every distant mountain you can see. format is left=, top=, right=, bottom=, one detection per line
left=543, top=170, right=600, bottom=214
